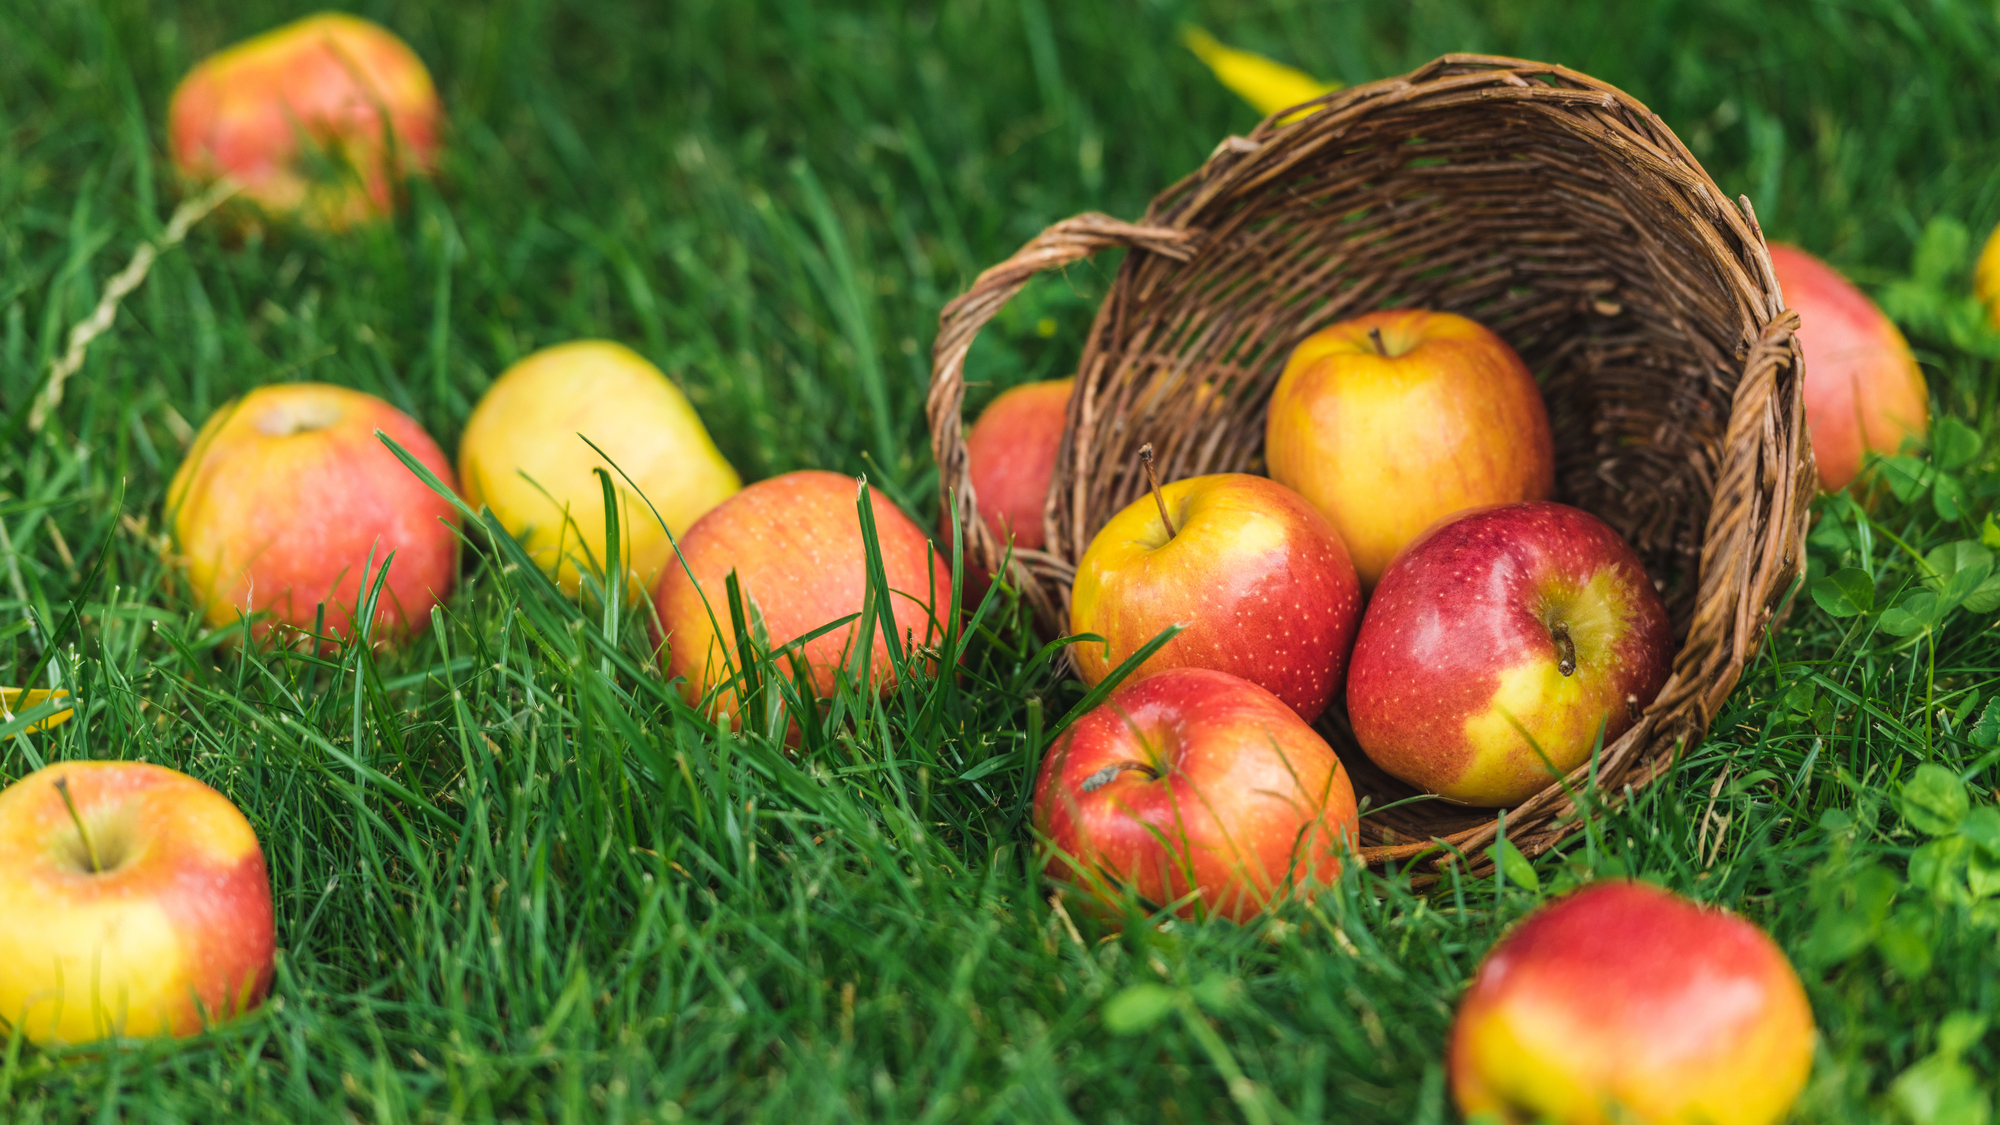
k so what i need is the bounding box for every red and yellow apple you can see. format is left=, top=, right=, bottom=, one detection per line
left=1769, top=243, right=1930, bottom=494
left=1033, top=666, right=1358, bottom=922
left=1266, top=309, right=1553, bottom=587
left=1450, top=881, right=1815, bottom=1125
left=169, top=383, right=459, bottom=645
left=0, top=761, right=274, bottom=1045
left=654, top=470, right=952, bottom=722
left=459, top=340, right=741, bottom=599
left=1069, top=472, right=1361, bottom=723
left=965, top=378, right=1072, bottom=552
left=1980, top=223, right=2000, bottom=330
left=168, top=13, right=443, bottom=229
left=1346, top=502, right=1672, bottom=807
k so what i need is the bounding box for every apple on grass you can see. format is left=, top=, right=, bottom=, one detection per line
left=1266, top=308, right=1554, bottom=587
left=1768, top=243, right=1930, bottom=494
left=965, top=377, right=1073, bottom=553
left=0, top=762, right=274, bottom=1045
left=1451, top=881, right=1815, bottom=1125
left=459, top=340, right=742, bottom=600
left=1034, top=666, right=1358, bottom=922
left=168, top=13, right=443, bottom=230
left=1068, top=453, right=1361, bottom=723
left=1981, top=221, right=2000, bottom=330
left=169, top=382, right=459, bottom=647
left=653, top=470, right=953, bottom=728
left=1346, top=501, right=1672, bottom=808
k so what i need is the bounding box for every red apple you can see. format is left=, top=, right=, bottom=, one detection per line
left=1033, top=666, right=1359, bottom=922
left=0, top=761, right=274, bottom=1045
left=1768, top=243, right=1930, bottom=493
left=1266, top=309, right=1554, bottom=587
left=966, top=378, right=1072, bottom=552
left=1451, top=881, right=1815, bottom=1125
left=1068, top=471, right=1361, bottom=723
left=1346, top=502, right=1672, bottom=807
left=168, top=13, right=443, bottom=229
left=654, top=470, right=954, bottom=723
left=168, top=383, right=459, bottom=646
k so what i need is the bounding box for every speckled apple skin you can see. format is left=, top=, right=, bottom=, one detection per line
left=966, top=379, right=1073, bottom=553
left=1345, top=502, right=1671, bottom=807
left=654, top=471, right=953, bottom=718
left=1450, top=881, right=1815, bottom=1125
left=169, top=383, right=459, bottom=645
left=1033, top=667, right=1358, bottom=922
left=1069, top=473, right=1362, bottom=723
left=1768, top=244, right=1930, bottom=494
left=1266, top=308, right=1553, bottom=587
left=0, top=762, right=274, bottom=1045
left=168, top=13, right=441, bottom=229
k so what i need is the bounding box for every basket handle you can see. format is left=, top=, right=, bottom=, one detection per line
left=926, top=214, right=1196, bottom=623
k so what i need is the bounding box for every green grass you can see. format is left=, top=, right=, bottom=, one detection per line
left=3, top=0, right=2000, bottom=1120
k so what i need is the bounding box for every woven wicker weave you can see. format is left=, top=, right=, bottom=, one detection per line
left=928, top=54, right=1814, bottom=873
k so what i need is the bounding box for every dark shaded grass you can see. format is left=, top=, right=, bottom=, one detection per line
left=2, top=0, right=1999, bottom=1120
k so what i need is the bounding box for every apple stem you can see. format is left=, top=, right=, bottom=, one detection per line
left=1367, top=326, right=1387, bottom=356
left=1082, top=760, right=1162, bottom=792
left=52, top=776, right=103, bottom=874
left=1139, top=443, right=1178, bottom=539
left=1551, top=622, right=1577, bottom=677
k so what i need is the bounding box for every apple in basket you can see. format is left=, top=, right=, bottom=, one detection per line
left=965, top=377, right=1073, bottom=553
left=0, top=761, right=275, bottom=1044
left=1068, top=452, right=1361, bottom=723
left=1034, top=666, right=1359, bottom=922
left=459, top=340, right=742, bottom=599
left=1768, top=243, right=1930, bottom=494
left=1265, top=308, right=1554, bottom=588
left=1346, top=501, right=1673, bottom=808
left=1451, top=881, right=1814, bottom=1125
left=169, top=383, right=459, bottom=646
left=168, top=12, right=443, bottom=229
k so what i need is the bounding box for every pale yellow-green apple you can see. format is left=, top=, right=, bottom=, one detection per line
left=654, top=470, right=952, bottom=723
left=1265, top=309, right=1553, bottom=587
left=1033, top=666, right=1358, bottom=922
left=168, top=13, right=442, bottom=229
left=460, top=341, right=741, bottom=599
left=1068, top=470, right=1360, bottom=723
left=1451, top=881, right=1815, bottom=1125
left=965, top=378, right=1072, bottom=552
left=1345, top=502, right=1671, bottom=807
left=1768, top=243, right=1930, bottom=494
left=169, top=383, right=459, bottom=646
left=0, top=761, right=274, bottom=1045
left=1980, top=223, right=2000, bottom=330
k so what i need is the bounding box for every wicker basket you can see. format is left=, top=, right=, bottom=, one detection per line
left=928, top=55, right=1813, bottom=873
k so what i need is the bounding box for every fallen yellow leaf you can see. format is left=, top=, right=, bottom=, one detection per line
left=1182, top=27, right=1341, bottom=123
left=2, top=687, right=74, bottom=735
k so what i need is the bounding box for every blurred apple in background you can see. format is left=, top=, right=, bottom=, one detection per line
left=459, top=341, right=741, bottom=599
left=1451, top=881, right=1814, bottom=1125
left=1069, top=469, right=1360, bottom=723
left=0, top=761, right=274, bottom=1045
left=1266, top=309, right=1553, bottom=587
left=169, top=383, right=458, bottom=645
left=1976, top=222, right=2000, bottom=330
left=1033, top=666, right=1358, bottom=922
left=654, top=470, right=951, bottom=724
left=168, top=13, right=442, bottom=229
left=1768, top=243, right=1930, bottom=493
left=1346, top=502, right=1672, bottom=808
left=965, top=377, right=1072, bottom=553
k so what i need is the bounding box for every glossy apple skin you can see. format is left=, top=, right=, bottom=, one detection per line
left=1768, top=243, right=1930, bottom=494
left=460, top=341, right=741, bottom=599
left=169, top=383, right=459, bottom=645
left=1450, top=881, right=1815, bottom=1125
left=1069, top=473, right=1361, bottom=722
left=966, top=378, right=1072, bottom=552
left=654, top=471, right=953, bottom=720
left=1980, top=223, right=2000, bottom=330
left=1034, top=667, right=1358, bottom=922
left=1266, top=309, right=1553, bottom=587
left=0, top=762, right=274, bottom=1045
left=1346, top=502, right=1671, bottom=807
left=168, top=13, right=442, bottom=229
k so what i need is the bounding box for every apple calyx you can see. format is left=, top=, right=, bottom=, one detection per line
left=1138, top=443, right=1178, bottom=539
left=1550, top=621, right=1577, bottom=677
left=52, top=776, right=104, bottom=874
